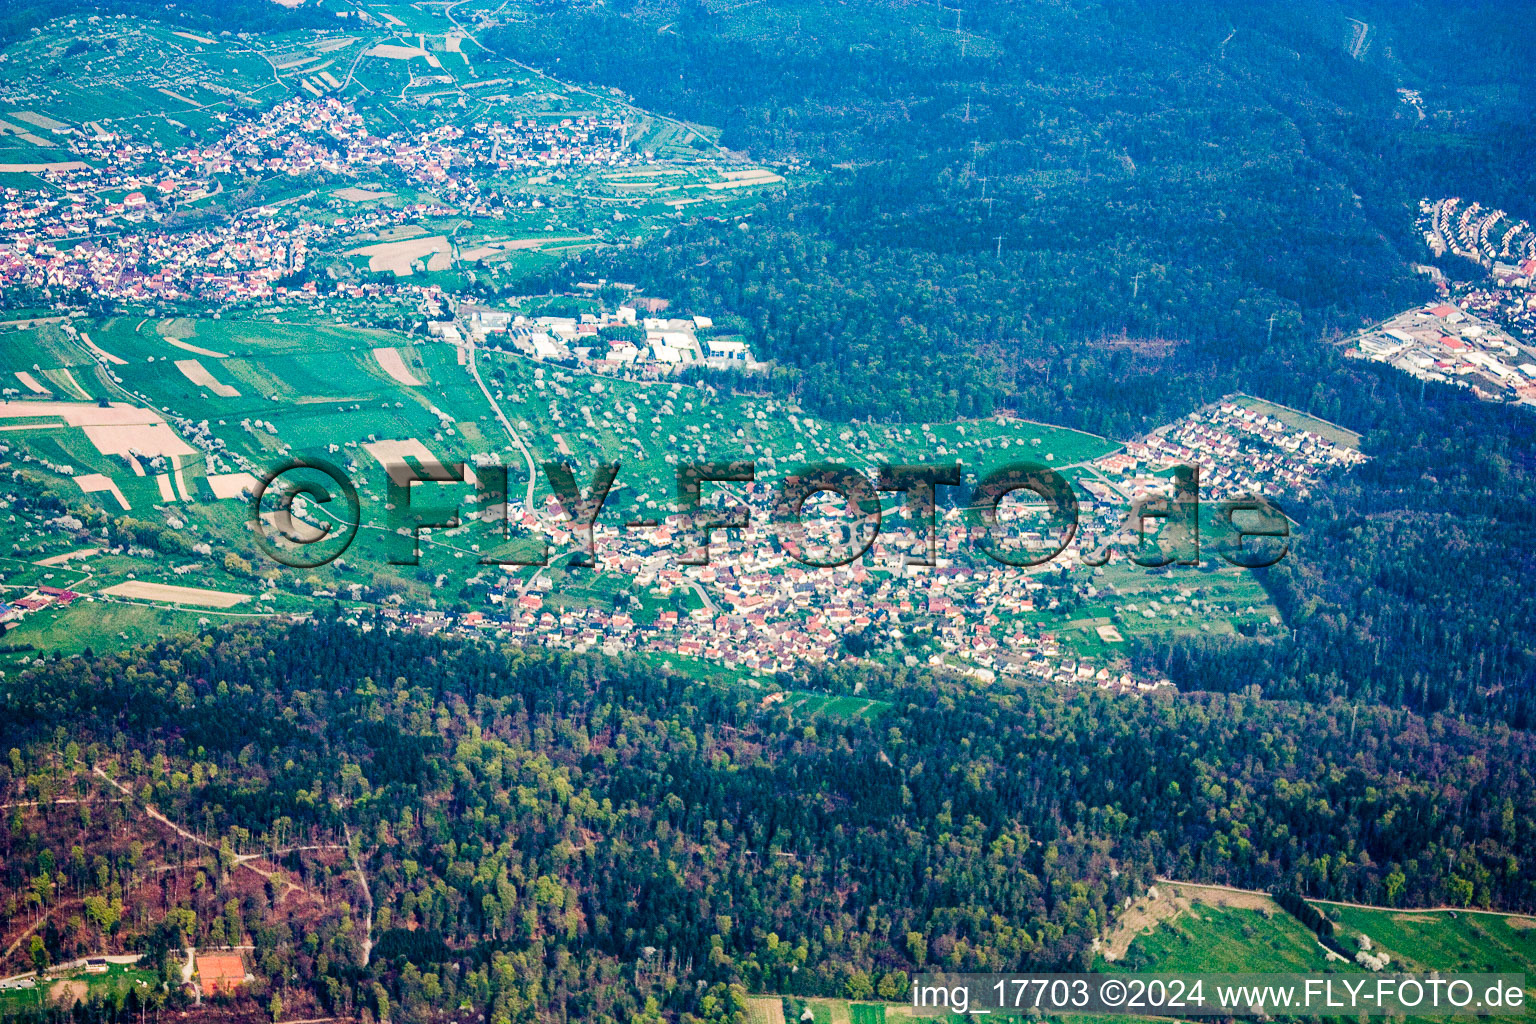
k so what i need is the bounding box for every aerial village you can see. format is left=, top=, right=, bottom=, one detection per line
left=0, top=39, right=1364, bottom=694
left=320, top=397, right=1363, bottom=694
left=0, top=96, right=634, bottom=303
left=0, top=374, right=1363, bottom=694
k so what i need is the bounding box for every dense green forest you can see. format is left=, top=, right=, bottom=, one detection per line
left=2, top=621, right=1535, bottom=1021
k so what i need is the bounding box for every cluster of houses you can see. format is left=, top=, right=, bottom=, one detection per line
left=1419, top=196, right=1536, bottom=275
left=0, top=95, right=635, bottom=305
left=356, top=394, right=1361, bottom=687
left=1091, top=399, right=1367, bottom=502
left=1415, top=198, right=1536, bottom=345
left=1349, top=303, right=1536, bottom=405
left=1448, top=284, right=1536, bottom=343
left=1, top=398, right=1349, bottom=692
left=376, top=529, right=1176, bottom=694
left=203, top=97, right=631, bottom=185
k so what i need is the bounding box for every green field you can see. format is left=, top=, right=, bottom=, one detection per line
left=65, top=314, right=1117, bottom=544
left=1119, top=891, right=1536, bottom=977
left=0, top=21, right=276, bottom=140
left=0, top=600, right=253, bottom=663
left=0, top=557, right=91, bottom=592
left=777, top=691, right=891, bottom=721
left=1102, top=887, right=1536, bottom=1024
left=784, top=996, right=835, bottom=1024
left=0, top=963, right=159, bottom=1014
left=849, top=1004, right=886, bottom=1024
left=1120, top=901, right=1331, bottom=973
left=1316, top=903, right=1536, bottom=975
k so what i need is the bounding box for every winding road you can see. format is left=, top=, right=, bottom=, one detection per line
left=464, top=333, right=539, bottom=512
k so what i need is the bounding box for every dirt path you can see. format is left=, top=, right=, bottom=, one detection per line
left=0, top=797, right=122, bottom=811
left=1, top=916, right=45, bottom=963
left=92, top=767, right=315, bottom=902
left=1157, top=878, right=1536, bottom=919
left=343, top=824, right=373, bottom=967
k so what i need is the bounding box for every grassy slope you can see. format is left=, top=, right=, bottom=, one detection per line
left=1124, top=902, right=1329, bottom=973
left=1317, top=903, right=1536, bottom=975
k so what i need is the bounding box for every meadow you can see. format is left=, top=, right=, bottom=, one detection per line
left=1317, top=903, right=1536, bottom=975
left=1103, top=882, right=1536, bottom=976
left=0, top=963, right=159, bottom=1015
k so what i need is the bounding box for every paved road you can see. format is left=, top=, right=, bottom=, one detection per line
left=463, top=333, right=539, bottom=512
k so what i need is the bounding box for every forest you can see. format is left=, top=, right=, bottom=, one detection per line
left=2, top=621, right=1535, bottom=1022
left=500, top=0, right=1534, bottom=431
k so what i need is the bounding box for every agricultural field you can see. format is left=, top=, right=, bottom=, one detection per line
left=0, top=598, right=234, bottom=657
left=774, top=691, right=891, bottom=720
left=477, top=340, right=1117, bottom=527
left=1105, top=884, right=1333, bottom=973
left=765, top=996, right=1200, bottom=1024
left=0, top=16, right=278, bottom=182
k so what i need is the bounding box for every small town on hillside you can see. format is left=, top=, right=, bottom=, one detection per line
left=363, top=397, right=1358, bottom=691
left=1415, top=196, right=1536, bottom=342
left=0, top=90, right=779, bottom=306
left=0, top=378, right=1361, bottom=695
left=106, top=395, right=1350, bottom=692
left=0, top=97, right=620, bottom=303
